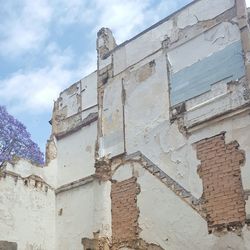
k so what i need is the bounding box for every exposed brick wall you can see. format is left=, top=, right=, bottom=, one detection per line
left=111, top=177, right=139, bottom=245
left=196, top=133, right=246, bottom=231
left=82, top=237, right=110, bottom=250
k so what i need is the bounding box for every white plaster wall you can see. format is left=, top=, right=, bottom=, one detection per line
left=124, top=51, right=169, bottom=135
left=45, top=158, right=58, bottom=187
left=80, top=71, right=97, bottom=110
left=137, top=164, right=250, bottom=250
left=177, top=0, right=235, bottom=29
left=112, top=0, right=235, bottom=76
left=56, top=71, right=97, bottom=123
left=5, top=159, right=57, bottom=187
left=57, top=121, right=97, bottom=187
left=112, top=163, right=133, bottom=182
left=93, top=181, right=112, bottom=238
left=120, top=5, right=247, bottom=199
left=113, top=20, right=173, bottom=75
left=184, top=80, right=248, bottom=128
left=81, top=105, right=98, bottom=121
left=123, top=41, right=249, bottom=200
left=0, top=172, right=55, bottom=250
left=168, top=22, right=241, bottom=73
left=56, top=180, right=112, bottom=250
left=56, top=182, right=94, bottom=250
left=99, top=75, right=125, bottom=158
left=58, top=82, right=81, bottom=118
left=137, top=164, right=214, bottom=249
left=99, top=56, right=112, bottom=71
left=117, top=21, right=172, bottom=74
left=124, top=51, right=203, bottom=198
left=124, top=61, right=249, bottom=199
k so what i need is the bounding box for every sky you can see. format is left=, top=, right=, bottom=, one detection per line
left=1, top=0, right=249, bottom=155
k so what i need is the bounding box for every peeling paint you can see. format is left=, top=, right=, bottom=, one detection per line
left=170, top=41, right=245, bottom=105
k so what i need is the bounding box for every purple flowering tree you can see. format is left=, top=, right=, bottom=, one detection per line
left=0, top=106, right=44, bottom=167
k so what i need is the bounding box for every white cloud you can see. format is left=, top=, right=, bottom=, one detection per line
left=246, top=0, right=250, bottom=7
left=0, top=45, right=96, bottom=114
left=52, top=0, right=93, bottom=25
left=0, top=0, right=52, bottom=57
left=0, top=0, right=191, bottom=115
left=93, top=0, right=151, bottom=43
left=51, top=0, right=189, bottom=43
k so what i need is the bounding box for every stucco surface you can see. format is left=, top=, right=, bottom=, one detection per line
left=137, top=164, right=250, bottom=250
left=0, top=170, right=55, bottom=250
left=57, top=121, right=97, bottom=187
left=56, top=182, right=94, bottom=250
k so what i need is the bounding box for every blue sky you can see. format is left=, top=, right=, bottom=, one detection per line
left=1, top=0, right=248, bottom=154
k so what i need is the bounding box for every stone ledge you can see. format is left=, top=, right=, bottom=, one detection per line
left=55, top=175, right=95, bottom=194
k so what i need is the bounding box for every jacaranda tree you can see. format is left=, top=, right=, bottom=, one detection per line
left=0, top=105, right=44, bottom=167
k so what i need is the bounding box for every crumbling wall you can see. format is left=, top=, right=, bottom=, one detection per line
left=136, top=161, right=250, bottom=250
left=110, top=163, right=165, bottom=250
left=43, top=71, right=97, bottom=189
left=136, top=163, right=214, bottom=250
left=188, top=111, right=250, bottom=227
left=14, top=0, right=248, bottom=249
left=166, top=0, right=250, bottom=128
left=52, top=71, right=97, bottom=138
left=111, top=177, right=139, bottom=246
left=51, top=68, right=98, bottom=187
left=109, top=155, right=250, bottom=250
left=168, top=23, right=245, bottom=105
left=52, top=73, right=100, bottom=249
left=49, top=70, right=100, bottom=249
left=196, top=133, right=246, bottom=232
left=96, top=0, right=250, bottom=199
left=95, top=0, right=250, bottom=249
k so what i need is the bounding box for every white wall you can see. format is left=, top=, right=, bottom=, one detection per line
left=137, top=164, right=250, bottom=250
left=1, top=1, right=247, bottom=250
left=110, top=0, right=247, bottom=200
left=56, top=180, right=112, bottom=250
left=112, top=0, right=235, bottom=75
left=56, top=71, right=97, bottom=121
left=168, top=22, right=241, bottom=74
left=93, top=181, right=112, bottom=238
left=57, top=121, right=97, bottom=187
left=56, top=182, right=94, bottom=250
left=80, top=71, right=97, bottom=110
left=99, top=75, right=125, bottom=158
left=123, top=50, right=203, bottom=198
left=0, top=162, right=55, bottom=250
left=6, top=158, right=57, bottom=187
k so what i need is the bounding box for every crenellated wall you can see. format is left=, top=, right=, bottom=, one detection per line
left=0, top=160, right=56, bottom=250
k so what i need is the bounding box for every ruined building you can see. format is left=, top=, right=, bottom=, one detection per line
left=1, top=0, right=250, bottom=249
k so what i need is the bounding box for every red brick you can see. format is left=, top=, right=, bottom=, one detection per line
left=111, top=177, right=139, bottom=244
left=196, top=134, right=246, bottom=231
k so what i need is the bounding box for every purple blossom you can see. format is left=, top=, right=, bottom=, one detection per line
left=0, top=106, right=44, bottom=166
